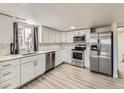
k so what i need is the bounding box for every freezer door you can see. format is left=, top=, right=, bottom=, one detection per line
left=90, top=55, right=99, bottom=72
left=99, top=33, right=112, bottom=56
left=99, top=55, right=112, bottom=76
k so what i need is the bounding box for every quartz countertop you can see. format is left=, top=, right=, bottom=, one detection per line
left=0, top=48, right=64, bottom=62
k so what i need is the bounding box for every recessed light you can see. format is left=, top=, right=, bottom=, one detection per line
left=70, top=26, right=76, bottom=29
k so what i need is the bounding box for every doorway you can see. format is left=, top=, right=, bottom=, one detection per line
left=118, top=27, right=124, bottom=78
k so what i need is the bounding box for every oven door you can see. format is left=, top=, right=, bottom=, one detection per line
left=72, top=51, right=83, bottom=60
left=72, top=51, right=84, bottom=67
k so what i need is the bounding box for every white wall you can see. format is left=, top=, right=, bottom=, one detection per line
left=0, top=14, right=14, bottom=43
left=111, top=22, right=118, bottom=78
left=118, top=29, right=124, bottom=63
left=0, top=15, right=14, bottom=55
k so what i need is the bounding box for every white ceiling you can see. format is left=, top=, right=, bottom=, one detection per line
left=0, top=3, right=124, bottom=31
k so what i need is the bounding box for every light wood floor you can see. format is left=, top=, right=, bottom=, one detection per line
left=22, top=63, right=124, bottom=89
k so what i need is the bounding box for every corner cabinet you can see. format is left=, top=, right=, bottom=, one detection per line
left=61, top=32, right=66, bottom=43
left=55, top=31, right=61, bottom=43
left=55, top=50, right=72, bottom=66
left=66, top=31, right=75, bottom=43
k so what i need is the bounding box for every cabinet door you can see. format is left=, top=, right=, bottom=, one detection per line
left=49, top=29, right=56, bottom=43
left=42, top=27, right=49, bottom=43
left=61, top=32, right=66, bottom=43
left=65, top=50, right=72, bottom=64
left=66, top=32, right=75, bottom=43
left=21, top=61, right=34, bottom=85
left=35, top=54, right=46, bottom=77
left=0, top=76, right=20, bottom=89
left=79, top=30, right=85, bottom=35
left=55, top=31, right=61, bottom=43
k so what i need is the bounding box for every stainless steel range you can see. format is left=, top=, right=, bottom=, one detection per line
left=72, top=44, right=86, bottom=68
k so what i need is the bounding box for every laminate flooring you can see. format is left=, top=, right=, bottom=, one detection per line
left=22, top=63, right=124, bottom=89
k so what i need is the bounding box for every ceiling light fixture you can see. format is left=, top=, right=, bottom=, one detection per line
left=70, top=26, right=76, bottom=29
left=25, top=19, right=34, bottom=25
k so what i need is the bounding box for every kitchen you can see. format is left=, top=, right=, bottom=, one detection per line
left=0, top=3, right=122, bottom=89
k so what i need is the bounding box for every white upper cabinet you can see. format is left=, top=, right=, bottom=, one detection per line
left=66, top=31, right=75, bottom=43
left=0, top=15, right=13, bottom=43
left=61, top=32, right=66, bottom=43
left=41, top=27, right=49, bottom=43
left=55, top=31, right=61, bottom=43
left=49, top=29, right=56, bottom=43
left=39, top=26, right=90, bottom=44
left=39, top=26, right=60, bottom=43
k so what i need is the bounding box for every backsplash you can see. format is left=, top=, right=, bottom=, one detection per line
left=39, top=43, right=62, bottom=51
left=0, top=43, right=10, bottom=56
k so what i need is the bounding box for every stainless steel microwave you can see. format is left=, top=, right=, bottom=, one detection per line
left=73, top=35, right=86, bottom=43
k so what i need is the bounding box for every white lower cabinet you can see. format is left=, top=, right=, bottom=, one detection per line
left=0, top=50, right=72, bottom=89
left=55, top=50, right=70, bottom=66
left=0, top=59, right=20, bottom=89
left=21, top=61, right=35, bottom=85
left=65, top=50, right=72, bottom=64
left=0, top=76, right=20, bottom=89
left=34, top=54, right=46, bottom=77
left=20, top=54, right=46, bottom=86
left=55, top=50, right=64, bottom=66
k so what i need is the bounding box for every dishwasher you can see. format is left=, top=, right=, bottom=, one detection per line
left=46, top=51, right=55, bottom=71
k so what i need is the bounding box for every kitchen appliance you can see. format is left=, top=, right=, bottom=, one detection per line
left=46, top=51, right=55, bottom=71
left=73, top=35, right=86, bottom=43
left=90, top=31, right=113, bottom=76
left=72, top=44, right=86, bottom=68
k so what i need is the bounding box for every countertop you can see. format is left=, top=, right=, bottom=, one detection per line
left=0, top=48, right=64, bottom=62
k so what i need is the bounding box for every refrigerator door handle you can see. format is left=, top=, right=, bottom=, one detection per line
left=99, top=41, right=101, bottom=55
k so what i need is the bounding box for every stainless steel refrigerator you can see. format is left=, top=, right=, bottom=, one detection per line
left=90, top=32, right=113, bottom=76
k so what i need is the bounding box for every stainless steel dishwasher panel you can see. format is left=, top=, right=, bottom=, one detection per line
left=46, top=52, right=55, bottom=71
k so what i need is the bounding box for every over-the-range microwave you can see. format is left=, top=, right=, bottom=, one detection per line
left=73, top=35, right=86, bottom=43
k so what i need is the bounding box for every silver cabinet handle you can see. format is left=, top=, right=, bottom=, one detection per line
left=36, top=61, right=38, bottom=66
left=34, top=61, right=38, bottom=66
left=3, top=64, right=11, bottom=67
left=34, top=61, right=36, bottom=66
left=3, top=72, right=12, bottom=76
left=3, top=83, right=11, bottom=89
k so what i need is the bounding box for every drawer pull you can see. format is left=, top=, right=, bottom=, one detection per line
left=3, top=83, right=11, bottom=89
left=3, top=72, right=12, bottom=76
left=3, top=64, right=11, bottom=67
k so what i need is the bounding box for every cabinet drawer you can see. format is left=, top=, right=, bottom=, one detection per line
left=21, top=56, right=35, bottom=64
left=36, top=54, right=45, bottom=60
left=0, top=76, right=20, bottom=89
left=0, top=66, right=20, bottom=83
left=0, top=59, right=20, bottom=70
